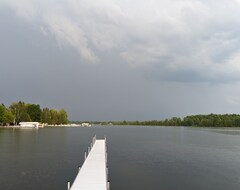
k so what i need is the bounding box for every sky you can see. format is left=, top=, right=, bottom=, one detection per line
left=1, top=0, right=240, bottom=121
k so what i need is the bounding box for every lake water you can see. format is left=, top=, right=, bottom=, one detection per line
left=0, top=126, right=240, bottom=190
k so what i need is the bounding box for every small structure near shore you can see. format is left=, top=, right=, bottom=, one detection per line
left=81, top=123, right=91, bottom=127
left=19, top=122, right=40, bottom=129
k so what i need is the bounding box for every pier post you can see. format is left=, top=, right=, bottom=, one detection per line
left=94, top=135, right=96, bottom=144
left=67, top=181, right=70, bottom=190
left=105, top=135, right=107, bottom=164
left=92, top=135, right=95, bottom=146
left=107, top=181, right=110, bottom=190
left=105, top=150, right=108, bottom=164
left=84, top=152, right=87, bottom=160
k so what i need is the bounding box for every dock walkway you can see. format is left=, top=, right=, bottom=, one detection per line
left=69, top=137, right=109, bottom=190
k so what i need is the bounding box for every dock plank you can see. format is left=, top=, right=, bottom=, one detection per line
left=70, top=139, right=107, bottom=190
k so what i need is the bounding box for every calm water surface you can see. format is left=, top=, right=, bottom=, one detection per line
left=0, top=126, right=240, bottom=190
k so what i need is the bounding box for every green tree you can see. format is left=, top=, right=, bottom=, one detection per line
left=41, top=108, right=51, bottom=123
left=0, top=104, right=14, bottom=125
left=199, top=118, right=211, bottom=127
left=182, top=117, right=194, bottom=126
left=0, top=104, right=5, bottom=124
left=58, top=109, right=68, bottom=124
left=27, top=104, right=42, bottom=122
left=169, top=117, right=181, bottom=126
left=2, top=110, right=14, bottom=125
left=50, top=109, right=58, bottom=124
left=9, top=101, right=31, bottom=123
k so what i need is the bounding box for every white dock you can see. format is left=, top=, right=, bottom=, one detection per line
left=69, top=136, right=109, bottom=190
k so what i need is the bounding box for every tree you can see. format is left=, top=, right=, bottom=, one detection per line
left=27, top=104, right=42, bottom=122
left=0, top=104, right=5, bottom=124
left=2, top=110, right=14, bottom=125
left=0, top=104, right=14, bottom=125
left=0, top=104, right=7, bottom=125
left=58, top=109, right=68, bottom=124
left=41, top=108, right=51, bottom=123
left=182, top=117, right=194, bottom=126
left=41, top=108, right=68, bottom=125
left=1, top=101, right=69, bottom=125
left=50, top=109, right=58, bottom=124
left=20, top=112, right=31, bottom=122
left=169, top=117, right=181, bottom=126
left=9, top=101, right=31, bottom=124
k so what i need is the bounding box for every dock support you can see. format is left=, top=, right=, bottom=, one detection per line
left=106, top=167, right=109, bottom=181
left=105, top=150, right=108, bottom=164
left=88, top=147, right=90, bottom=154
left=67, top=181, right=70, bottom=190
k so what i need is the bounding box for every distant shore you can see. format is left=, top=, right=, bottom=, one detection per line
left=0, top=123, right=89, bottom=128
left=1, top=125, right=240, bottom=129
left=0, top=125, right=20, bottom=128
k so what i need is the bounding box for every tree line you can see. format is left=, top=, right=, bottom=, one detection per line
left=0, top=101, right=68, bottom=126
left=112, top=114, right=240, bottom=127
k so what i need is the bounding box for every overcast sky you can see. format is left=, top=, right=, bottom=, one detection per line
left=1, top=0, right=240, bottom=121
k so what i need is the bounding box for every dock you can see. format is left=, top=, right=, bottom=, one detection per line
left=68, top=136, right=109, bottom=190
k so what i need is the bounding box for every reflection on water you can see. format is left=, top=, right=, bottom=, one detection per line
left=193, top=127, right=240, bottom=136
left=0, top=126, right=240, bottom=190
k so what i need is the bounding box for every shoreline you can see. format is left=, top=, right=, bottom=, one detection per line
left=1, top=125, right=240, bottom=130
left=0, top=124, right=85, bottom=128
left=0, top=125, right=20, bottom=129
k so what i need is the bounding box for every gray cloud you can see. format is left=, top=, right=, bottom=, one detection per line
left=1, top=0, right=240, bottom=79
left=1, top=0, right=240, bottom=120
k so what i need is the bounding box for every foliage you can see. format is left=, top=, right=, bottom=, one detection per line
left=2, top=110, right=15, bottom=125
left=41, top=108, right=51, bottom=124
left=111, top=114, right=240, bottom=127
left=58, top=109, right=68, bottom=124
left=0, top=105, right=5, bottom=123
left=9, top=101, right=30, bottom=124
left=41, top=108, right=68, bottom=125
left=26, top=104, right=41, bottom=122
left=0, top=101, right=68, bottom=126
left=0, top=104, right=14, bottom=125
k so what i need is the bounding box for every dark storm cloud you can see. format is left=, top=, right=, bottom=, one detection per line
left=2, top=0, right=240, bottom=82
left=1, top=0, right=240, bottom=120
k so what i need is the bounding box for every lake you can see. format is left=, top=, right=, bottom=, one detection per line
left=0, top=126, right=240, bottom=190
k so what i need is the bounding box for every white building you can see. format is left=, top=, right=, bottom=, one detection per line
left=19, top=122, right=40, bottom=129
left=81, top=123, right=91, bottom=127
